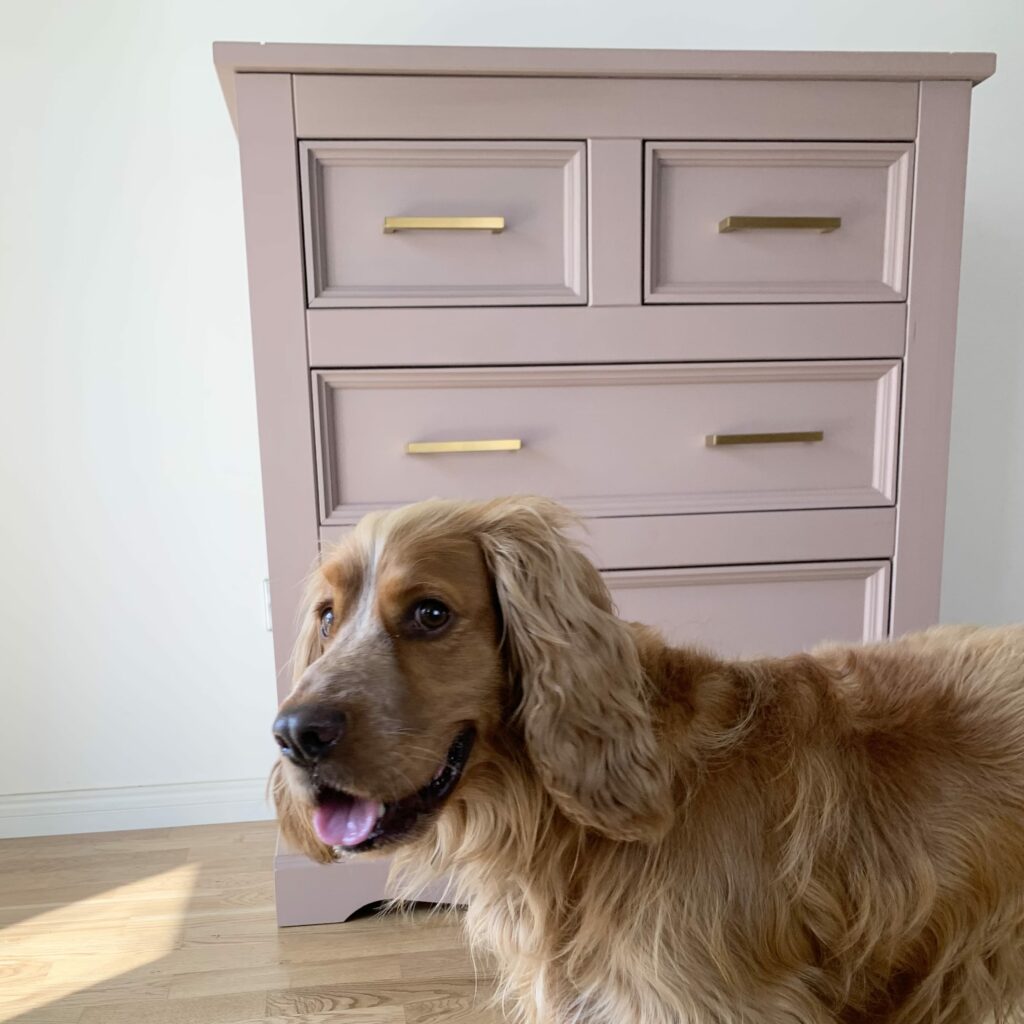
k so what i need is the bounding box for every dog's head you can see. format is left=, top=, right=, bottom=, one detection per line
left=271, top=497, right=672, bottom=862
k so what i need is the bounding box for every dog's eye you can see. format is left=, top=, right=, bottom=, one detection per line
left=412, top=598, right=451, bottom=633
left=319, top=607, right=335, bottom=639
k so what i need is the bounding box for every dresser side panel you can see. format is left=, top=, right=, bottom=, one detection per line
left=236, top=74, right=319, bottom=697
left=891, top=81, right=972, bottom=635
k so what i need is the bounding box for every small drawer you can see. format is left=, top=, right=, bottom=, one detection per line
left=300, top=141, right=587, bottom=307
left=645, top=142, right=913, bottom=303
left=312, top=361, right=900, bottom=526
left=607, top=561, right=890, bottom=658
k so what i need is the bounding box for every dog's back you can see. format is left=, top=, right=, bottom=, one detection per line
left=663, top=624, right=1024, bottom=1023
left=826, top=625, right=1024, bottom=1022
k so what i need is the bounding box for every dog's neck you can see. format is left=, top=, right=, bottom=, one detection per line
left=628, top=623, right=761, bottom=757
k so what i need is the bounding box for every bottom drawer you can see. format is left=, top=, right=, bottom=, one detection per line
left=319, top=520, right=892, bottom=659
left=606, top=560, right=889, bottom=659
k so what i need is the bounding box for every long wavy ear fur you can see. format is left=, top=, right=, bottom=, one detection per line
left=476, top=498, right=672, bottom=842
left=269, top=760, right=335, bottom=864
left=268, top=566, right=335, bottom=864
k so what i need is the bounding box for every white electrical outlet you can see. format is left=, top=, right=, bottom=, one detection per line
left=263, top=579, right=273, bottom=631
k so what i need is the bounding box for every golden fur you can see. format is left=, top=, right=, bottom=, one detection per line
left=273, top=496, right=1024, bottom=1024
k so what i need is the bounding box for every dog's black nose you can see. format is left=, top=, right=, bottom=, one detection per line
left=273, top=707, right=346, bottom=767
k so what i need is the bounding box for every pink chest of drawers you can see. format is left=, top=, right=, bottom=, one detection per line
left=215, top=42, right=994, bottom=925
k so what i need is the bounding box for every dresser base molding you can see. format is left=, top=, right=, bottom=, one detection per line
left=274, top=840, right=452, bottom=927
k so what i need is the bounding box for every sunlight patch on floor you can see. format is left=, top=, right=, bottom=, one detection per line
left=0, top=861, right=199, bottom=1021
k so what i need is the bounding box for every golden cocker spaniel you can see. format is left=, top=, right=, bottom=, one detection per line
left=272, top=496, right=1024, bottom=1024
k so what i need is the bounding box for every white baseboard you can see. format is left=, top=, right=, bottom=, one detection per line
left=0, top=778, right=274, bottom=838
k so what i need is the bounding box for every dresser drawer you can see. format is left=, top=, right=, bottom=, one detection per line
left=607, top=561, right=889, bottom=658
left=645, top=142, right=913, bottom=303
left=299, top=141, right=587, bottom=307
left=313, top=361, right=901, bottom=525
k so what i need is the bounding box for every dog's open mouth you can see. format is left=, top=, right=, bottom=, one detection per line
left=311, top=727, right=476, bottom=855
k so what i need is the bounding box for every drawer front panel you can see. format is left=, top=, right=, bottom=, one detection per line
left=300, top=141, right=587, bottom=307
left=313, top=361, right=901, bottom=525
left=607, top=561, right=890, bottom=658
left=645, top=142, right=913, bottom=303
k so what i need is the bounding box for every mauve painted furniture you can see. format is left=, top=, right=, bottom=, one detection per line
left=214, top=42, right=994, bottom=927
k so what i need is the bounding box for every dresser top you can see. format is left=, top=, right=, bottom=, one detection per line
left=213, top=41, right=995, bottom=128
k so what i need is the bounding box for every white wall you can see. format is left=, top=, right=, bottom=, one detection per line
left=1, top=0, right=1021, bottom=836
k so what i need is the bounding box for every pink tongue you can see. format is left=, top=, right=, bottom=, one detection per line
left=312, top=796, right=382, bottom=848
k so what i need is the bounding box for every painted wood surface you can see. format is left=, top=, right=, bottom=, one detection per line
left=306, top=303, right=907, bottom=365
left=320, top=507, right=897, bottom=570
left=891, top=82, right=973, bottom=635
left=292, top=75, right=919, bottom=141
left=216, top=40, right=995, bottom=84
left=235, top=75, right=319, bottom=701
left=588, top=139, right=642, bottom=306
left=214, top=43, right=994, bottom=132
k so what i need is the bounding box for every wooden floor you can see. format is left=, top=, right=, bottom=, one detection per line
left=0, top=821, right=504, bottom=1024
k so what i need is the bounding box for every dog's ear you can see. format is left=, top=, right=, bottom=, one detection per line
left=269, top=761, right=335, bottom=864
left=268, top=571, right=336, bottom=865
left=476, top=498, right=672, bottom=842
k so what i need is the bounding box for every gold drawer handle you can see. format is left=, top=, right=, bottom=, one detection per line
left=384, top=216, right=506, bottom=234
left=706, top=431, right=825, bottom=447
left=718, top=216, right=841, bottom=234
left=406, top=439, right=523, bottom=455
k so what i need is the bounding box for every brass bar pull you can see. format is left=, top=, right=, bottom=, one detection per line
left=383, top=216, right=506, bottom=234
left=718, top=216, right=841, bottom=234
left=406, top=439, right=523, bottom=455
left=706, top=431, right=825, bottom=447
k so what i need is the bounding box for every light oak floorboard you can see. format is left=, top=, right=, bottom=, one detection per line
left=0, top=821, right=504, bottom=1024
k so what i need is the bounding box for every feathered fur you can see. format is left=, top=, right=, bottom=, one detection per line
left=273, top=496, right=1024, bottom=1024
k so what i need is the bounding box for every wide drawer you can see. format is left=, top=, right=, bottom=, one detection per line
left=313, top=361, right=901, bottom=526
left=299, top=141, right=587, bottom=307
left=645, top=142, right=914, bottom=303
left=608, top=561, right=889, bottom=658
